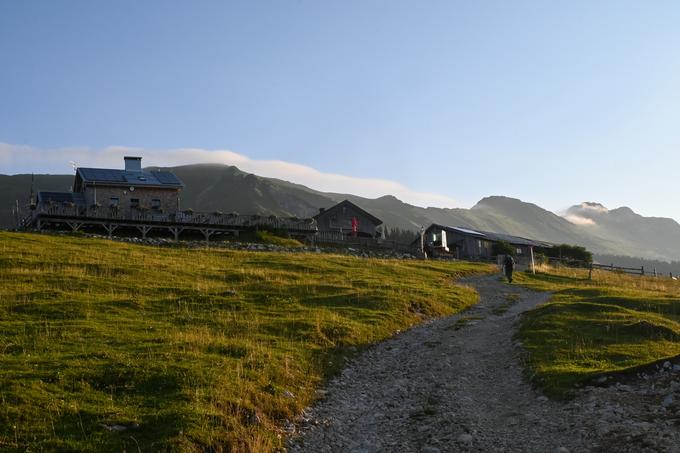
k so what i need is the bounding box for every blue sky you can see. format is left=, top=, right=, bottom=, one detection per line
left=1, top=1, right=679, bottom=219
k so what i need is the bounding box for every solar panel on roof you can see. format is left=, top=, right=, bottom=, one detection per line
left=154, top=172, right=182, bottom=185
left=80, top=168, right=126, bottom=182
left=77, top=167, right=183, bottom=186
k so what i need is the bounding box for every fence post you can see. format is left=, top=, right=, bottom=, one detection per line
left=653, top=267, right=657, bottom=277
left=588, top=263, right=593, bottom=281
left=641, top=265, right=645, bottom=276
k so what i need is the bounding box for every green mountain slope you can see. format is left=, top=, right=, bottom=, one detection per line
left=0, top=174, right=74, bottom=228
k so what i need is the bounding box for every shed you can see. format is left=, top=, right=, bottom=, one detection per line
left=418, top=223, right=552, bottom=259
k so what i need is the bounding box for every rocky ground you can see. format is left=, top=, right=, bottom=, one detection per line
left=41, top=231, right=419, bottom=260
left=288, top=275, right=680, bottom=453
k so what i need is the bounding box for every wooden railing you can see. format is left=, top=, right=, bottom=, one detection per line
left=32, top=205, right=318, bottom=232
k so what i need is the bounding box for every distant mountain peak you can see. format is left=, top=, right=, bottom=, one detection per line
left=610, top=206, right=634, bottom=215
left=563, top=202, right=609, bottom=226
left=579, top=201, right=609, bottom=212
left=472, top=195, right=525, bottom=209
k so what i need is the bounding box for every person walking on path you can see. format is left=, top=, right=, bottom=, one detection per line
left=503, top=254, right=515, bottom=283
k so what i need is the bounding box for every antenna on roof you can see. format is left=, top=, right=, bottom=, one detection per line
left=69, top=161, right=78, bottom=173
left=29, top=173, right=35, bottom=206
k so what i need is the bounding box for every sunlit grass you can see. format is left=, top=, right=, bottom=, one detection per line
left=0, top=232, right=493, bottom=451
left=516, top=265, right=680, bottom=398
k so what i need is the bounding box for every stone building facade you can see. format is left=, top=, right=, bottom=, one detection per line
left=37, top=156, right=184, bottom=218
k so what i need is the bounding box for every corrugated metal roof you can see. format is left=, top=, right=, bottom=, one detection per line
left=449, top=226, right=487, bottom=237
left=429, top=223, right=552, bottom=247
left=77, top=168, right=183, bottom=187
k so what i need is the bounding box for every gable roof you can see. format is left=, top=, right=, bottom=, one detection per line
left=76, top=167, right=184, bottom=188
left=426, top=223, right=552, bottom=247
left=314, top=200, right=383, bottom=225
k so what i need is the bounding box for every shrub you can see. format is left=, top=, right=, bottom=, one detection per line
left=492, top=240, right=515, bottom=256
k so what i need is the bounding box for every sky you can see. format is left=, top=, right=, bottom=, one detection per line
left=1, top=1, right=680, bottom=219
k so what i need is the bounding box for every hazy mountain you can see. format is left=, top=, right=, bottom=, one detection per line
left=2, top=165, right=680, bottom=261
left=565, top=202, right=680, bottom=261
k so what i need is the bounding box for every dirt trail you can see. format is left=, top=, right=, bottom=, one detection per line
left=289, top=274, right=680, bottom=453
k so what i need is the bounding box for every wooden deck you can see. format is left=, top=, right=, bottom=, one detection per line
left=26, top=205, right=318, bottom=242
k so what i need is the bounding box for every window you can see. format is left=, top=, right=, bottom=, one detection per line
left=516, top=248, right=523, bottom=255
left=151, top=199, right=161, bottom=209
left=109, top=197, right=119, bottom=208
left=130, top=198, right=140, bottom=208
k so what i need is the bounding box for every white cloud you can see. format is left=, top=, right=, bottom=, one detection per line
left=577, top=202, right=609, bottom=213
left=0, top=143, right=462, bottom=209
left=563, top=214, right=596, bottom=226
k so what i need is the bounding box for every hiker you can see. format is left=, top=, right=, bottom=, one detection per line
left=503, top=254, right=515, bottom=283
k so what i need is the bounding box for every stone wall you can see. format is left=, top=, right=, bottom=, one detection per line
left=82, top=186, right=181, bottom=217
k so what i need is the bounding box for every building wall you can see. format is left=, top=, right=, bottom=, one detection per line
left=424, top=226, right=496, bottom=259
left=316, top=205, right=379, bottom=236
left=82, top=185, right=181, bottom=217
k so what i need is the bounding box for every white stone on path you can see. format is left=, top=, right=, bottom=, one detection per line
left=457, top=433, right=473, bottom=445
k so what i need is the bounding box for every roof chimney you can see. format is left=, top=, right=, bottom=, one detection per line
left=124, top=156, right=142, bottom=172
left=319, top=207, right=326, bottom=214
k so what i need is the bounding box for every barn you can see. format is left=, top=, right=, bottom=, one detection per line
left=314, top=200, right=383, bottom=238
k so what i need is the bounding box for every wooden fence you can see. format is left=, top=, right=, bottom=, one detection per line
left=537, top=256, right=678, bottom=280
left=591, top=262, right=646, bottom=276
left=312, top=230, right=415, bottom=252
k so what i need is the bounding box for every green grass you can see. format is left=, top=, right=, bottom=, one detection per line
left=0, top=232, right=493, bottom=452
left=254, top=231, right=303, bottom=248
left=515, top=265, right=680, bottom=398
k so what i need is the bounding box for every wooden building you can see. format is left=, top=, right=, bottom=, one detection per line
left=37, top=156, right=184, bottom=217
left=419, top=223, right=552, bottom=260
left=314, top=200, right=383, bottom=238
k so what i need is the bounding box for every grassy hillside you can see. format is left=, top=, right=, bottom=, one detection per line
left=516, top=266, right=680, bottom=398
left=0, top=232, right=492, bottom=452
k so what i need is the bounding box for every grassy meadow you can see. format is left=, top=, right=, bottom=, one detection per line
left=515, top=265, right=680, bottom=398
left=0, top=232, right=492, bottom=452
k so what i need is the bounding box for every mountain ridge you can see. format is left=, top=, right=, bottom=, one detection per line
left=2, top=164, right=679, bottom=261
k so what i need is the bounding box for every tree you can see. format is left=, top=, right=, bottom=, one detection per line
left=385, top=227, right=418, bottom=244
left=545, top=244, right=593, bottom=265
left=492, top=240, right=515, bottom=256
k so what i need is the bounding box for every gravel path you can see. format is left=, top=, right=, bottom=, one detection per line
left=289, top=274, right=680, bottom=453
